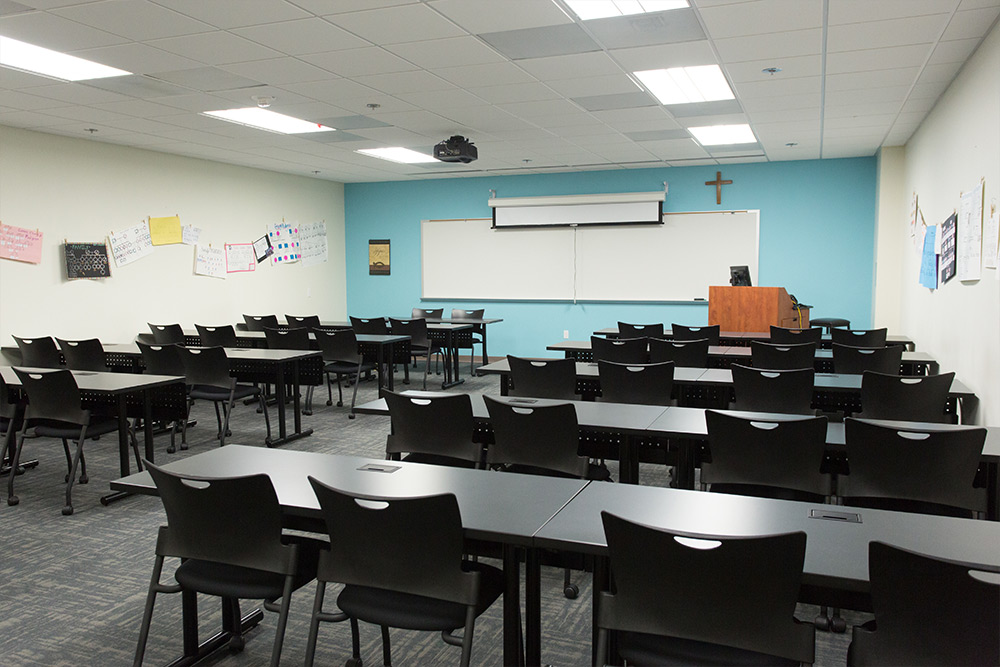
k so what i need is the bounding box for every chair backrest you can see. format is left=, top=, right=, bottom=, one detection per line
left=349, top=316, right=389, bottom=335
left=412, top=307, right=443, bottom=319
left=750, top=341, right=816, bottom=370
left=860, top=371, right=955, bottom=423
left=484, top=396, right=588, bottom=478
left=451, top=308, right=484, bottom=320
left=703, top=410, right=830, bottom=500
left=194, top=324, right=237, bottom=348
left=388, top=317, right=430, bottom=348
left=599, top=512, right=814, bottom=664
left=137, top=341, right=185, bottom=376
left=264, top=326, right=311, bottom=351
left=769, top=325, right=823, bottom=344
left=147, top=323, right=185, bottom=345
left=308, top=478, right=479, bottom=606
left=242, top=314, right=279, bottom=332
left=597, top=361, right=674, bottom=406
left=830, top=327, right=887, bottom=347
left=13, top=335, right=61, bottom=368
left=832, top=343, right=902, bottom=375
left=12, top=367, right=88, bottom=426
left=146, top=461, right=293, bottom=575
left=841, top=418, right=986, bottom=516
left=177, top=346, right=233, bottom=389
left=56, top=337, right=108, bottom=372
left=849, top=541, right=999, bottom=666
left=506, top=355, right=577, bottom=400
left=731, top=364, right=815, bottom=415
left=384, top=391, right=482, bottom=467
left=285, top=314, right=321, bottom=330
left=313, top=328, right=361, bottom=364
left=590, top=335, right=648, bottom=364
left=647, top=337, right=710, bottom=368
left=617, top=322, right=665, bottom=339
left=670, top=323, right=720, bottom=345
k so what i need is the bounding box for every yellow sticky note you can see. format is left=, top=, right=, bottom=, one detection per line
left=149, top=215, right=182, bottom=245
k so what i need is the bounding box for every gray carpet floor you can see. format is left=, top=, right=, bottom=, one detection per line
left=1, top=366, right=868, bottom=666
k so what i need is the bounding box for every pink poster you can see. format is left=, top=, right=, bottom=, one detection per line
left=0, top=223, right=43, bottom=264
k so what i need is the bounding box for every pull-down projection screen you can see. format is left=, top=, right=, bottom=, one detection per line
left=421, top=210, right=759, bottom=302
left=490, top=192, right=664, bottom=228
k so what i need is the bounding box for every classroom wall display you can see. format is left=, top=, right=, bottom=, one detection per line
left=268, top=220, right=300, bottom=264
left=108, top=220, right=154, bottom=267
left=957, top=181, right=983, bottom=281
left=195, top=245, right=226, bottom=279
left=225, top=243, right=255, bottom=273
left=985, top=203, right=999, bottom=270
left=64, top=242, right=111, bottom=279
left=939, top=212, right=957, bottom=284
left=369, top=238, right=390, bottom=275
left=0, top=222, right=43, bottom=264
left=919, top=225, right=938, bottom=289
left=149, top=215, right=182, bottom=245
left=182, top=224, right=201, bottom=245
left=300, top=221, right=328, bottom=267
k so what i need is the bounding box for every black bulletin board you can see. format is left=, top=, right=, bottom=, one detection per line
left=64, top=242, right=111, bottom=279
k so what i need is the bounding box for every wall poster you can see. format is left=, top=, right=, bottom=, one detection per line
left=939, top=213, right=957, bottom=285
left=369, top=238, right=390, bottom=275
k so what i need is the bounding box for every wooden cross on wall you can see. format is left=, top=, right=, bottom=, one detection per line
left=705, top=171, right=733, bottom=205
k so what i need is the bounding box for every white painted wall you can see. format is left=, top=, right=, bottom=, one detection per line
left=873, top=146, right=905, bottom=332
left=0, top=126, right=346, bottom=344
left=876, top=21, right=1000, bottom=425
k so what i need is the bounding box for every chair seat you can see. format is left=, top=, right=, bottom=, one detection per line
left=34, top=416, right=119, bottom=439
left=324, top=360, right=376, bottom=374
left=337, top=561, right=504, bottom=631
left=618, top=630, right=802, bottom=667
left=189, top=384, right=259, bottom=401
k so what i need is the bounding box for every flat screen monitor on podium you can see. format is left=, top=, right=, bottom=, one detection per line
left=730, top=265, right=752, bottom=286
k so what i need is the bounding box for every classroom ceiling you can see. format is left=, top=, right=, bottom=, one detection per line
left=1, top=0, right=998, bottom=183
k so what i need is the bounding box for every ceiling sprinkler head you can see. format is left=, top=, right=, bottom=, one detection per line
left=253, top=95, right=274, bottom=108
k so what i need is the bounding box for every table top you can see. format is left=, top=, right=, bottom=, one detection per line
left=477, top=358, right=706, bottom=382
left=113, top=343, right=321, bottom=363
left=1, top=365, right=183, bottom=393
left=593, top=328, right=916, bottom=348
left=696, top=367, right=975, bottom=396
left=111, top=445, right=587, bottom=545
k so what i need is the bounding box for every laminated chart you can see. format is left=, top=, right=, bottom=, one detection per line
left=299, top=221, right=328, bottom=266
left=65, top=242, right=111, bottom=279
left=225, top=243, right=255, bottom=273
left=108, top=220, right=154, bottom=267
left=268, top=220, right=300, bottom=264
left=0, top=223, right=43, bottom=264
left=195, top=245, right=226, bottom=278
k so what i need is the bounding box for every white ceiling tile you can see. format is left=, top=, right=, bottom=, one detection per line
left=734, top=75, right=821, bottom=99
left=0, top=109, right=77, bottom=127
left=824, top=115, right=895, bottom=129
left=821, top=144, right=878, bottom=158
left=326, top=4, right=466, bottom=45
left=219, top=58, right=333, bottom=85
left=700, top=0, right=822, bottom=38
left=232, top=18, right=371, bottom=55
left=301, top=47, right=419, bottom=78
left=826, top=44, right=933, bottom=74
left=742, top=93, right=822, bottom=112
left=353, top=70, right=453, bottom=94
left=899, top=97, right=938, bottom=114
left=435, top=62, right=537, bottom=88
left=545, top=74, right=641, bottom=98
left=0, top=9, right=128, bottom=49
left=438, top=106, right=534, bottom=132
left=53, top=0, right=213, bottom=41
left=72, top=42, right=203, bottom=74
left=746, top=107, right=819, bottom=123
left=825, top=85, right=910, bottom=105
left=0, top=89, right=71, bottom=109
left=917, top=62, right=964, bottom=83
left=610, top=40, right=718, bottom=71
left=828, top=0, right=958, bottom=24
left=827, top=15, right=949, bottom=51
left=592, top=105, right=674, bottom=125
left=928, top=37, right=982, bottom=64
left=324, top=94, right=420, bottom=115
left=516, top=51, right=622, bottom=80
left=465, top=82, right=561, bottom=104
left=428, top=0, right=572, bottom=33
left=368, top=109, right=457, bottom=133
left=385, top=36, right=506, bottom=69
left=148, top=31, right=284, bottom=65
left=942, top=6, right=1000, bottom=39
left=20, top=81, right=130, bottom=104
left=824, top=100, right=903, bottom=115
left=714, top=28, right=822, bottom=62
left=156, top=0, right=312, bottom=29
left=909, top=80, right=950, bottom=99
left=726, top=55, right=821, bottom=82
left=397, top=87, right=487, bottom=111
left=644, top=137, right=711, bottom=160
left=825, top=68, right=921, bottom=91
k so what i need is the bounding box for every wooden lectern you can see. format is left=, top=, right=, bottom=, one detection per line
left=708, top=286, right=810, bottom=332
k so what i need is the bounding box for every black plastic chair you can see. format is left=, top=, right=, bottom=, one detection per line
left=840, top=418, right=987, bottom=518
left=147, top=323, right=185, bottom=345
left=177, top=346, right=270, bottom=446
left=194, top=324, right=237, bottom=348
left=137, top=342, right=189, bottom=453
left=617, top=322, right=664, bottom=339
left=648, top=337, right=710, bottom=368
left=349, top=315, right=388, bottom=335
left=412, top=307, right=443, bottom=319
left=263, top=326, right=310, bottom=351
left=133, top=462, right=323, bottom=667
left=597, top=360, right=674, bottom=406
left=12, top=335, right=61, bottom=368
left=389, top=318, right=440, bottom=389
left=750, top=340, right=816, bottom=370
left=7, top=367, right=127, bottom=515
left=286, top=314, right=321, bottom=330
left=452, top=308, right=485, bottom=373
left=507, top=355, right=577, bottom=400
left=832, top=343, right=902, bottom=375
left=243, top=314, right=279, bottom=332
left=703, top=410, right=831, bottom=502
left=303, top=480, right=504, bottom=667
left=590, top=335, right=648, bottom=364
left=597, top=513, right=814, bottom=666
left=769, top=325, right=823, bottom=344
left=56, top=337, right=109, bottom=371
left=859, top=371, right=956, bottom=423
left=384, top=391, right=483, bottom=468
left=0, top=375, right=16, bottom=471
left=831, top=327, right=887, bottom=347
left=670, top=323, right=720, bottom=345
left=313, top=329, right=375, bottom=419
left=847, top=541, right=999, bottom=666
left=810, top=317, right=850, bottom=334
left=731, top=364, right=815, bottom=415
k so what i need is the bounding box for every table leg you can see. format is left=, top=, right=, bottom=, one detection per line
left=502, top=544, right=525, bottom=667
left=525, top=547, right=542, bottom=666
left=441, top=330, right=466, bottom=389
left=265, top=362, right=313, bottom=447
left=100, top=395, right=134, bottom=505
left=501, top=375, right=510, bottom=396
left=275, top=363, right=288, bottom=442
left=592, top=556, right=610, bottom=666
left=143, top=388, right=155, bottom=464
left=480, top=325, right=488, bottom=373
left=167, top=591, right=263, bottom=667
left=384, top=342, right=394, bottom=393
left=618, top=436, right=639, bottom=485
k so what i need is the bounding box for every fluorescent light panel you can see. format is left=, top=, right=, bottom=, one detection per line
left=565, top=0, right=689, bottom=20
left=0, top=35, right=130, bottom=81
left=635, top=65, right=734, bottom=105
left=356, top=147, right=437, bottom=164
left=202, top=108, right=334, bottom=134
left=688, top=124, right=757, bottom=146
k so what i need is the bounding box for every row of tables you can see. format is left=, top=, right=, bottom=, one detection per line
left=596, top=327, right=916, bottom=350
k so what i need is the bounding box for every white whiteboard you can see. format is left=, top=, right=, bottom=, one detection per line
left=420, top=211, right=759, bottom=302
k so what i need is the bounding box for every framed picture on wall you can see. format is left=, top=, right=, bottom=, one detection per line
left=369, top=239, right=390, bottom=275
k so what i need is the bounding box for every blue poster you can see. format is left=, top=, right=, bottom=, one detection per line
left=919, top=225, right=938, bottom=289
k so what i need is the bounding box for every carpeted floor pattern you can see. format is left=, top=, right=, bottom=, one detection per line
left=1, top=366, right=869, bottom=666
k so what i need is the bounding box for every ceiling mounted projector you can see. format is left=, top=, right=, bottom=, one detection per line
left=434, top=135, right=477, bottom=163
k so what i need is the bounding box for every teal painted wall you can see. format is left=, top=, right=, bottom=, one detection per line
left=345, top=158, right=876, bottom=358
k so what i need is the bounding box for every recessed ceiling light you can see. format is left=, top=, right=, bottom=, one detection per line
left=634, top=65, right=734, bottom=105
left=202, top=108, right=334, bottom=134
left=565, top=0, right=689, bottom=20
left=688, top=124, right=757, bottom=146
left=356, top=147, right=437, bottom=164
left=0, top=35, right=130, bottom=81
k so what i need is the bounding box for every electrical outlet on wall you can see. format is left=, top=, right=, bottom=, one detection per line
left=563, top=330, right=569, bottom=339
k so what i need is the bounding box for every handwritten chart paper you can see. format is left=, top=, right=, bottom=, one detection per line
left=939, top=213, right=957, bottom=285
left=182, top=225, right=201, bottom=246
left=149, top=215, right=183, bottom=245
left=195, top=245, right=226, bottom=279
left=957, top=182, right=983, bottom=281
left=985, top=207, right=999, bottom=270
left=225, top=243, right=255, bottom=273
left=0, top=223, right=43, bottom=264
left=300, top=221, right=328, bottom=267
left=919, top=226, right=938, bottom=289
left=268, top=220, right=300, bottom=264
left=108, top=221, right=154, bottom=267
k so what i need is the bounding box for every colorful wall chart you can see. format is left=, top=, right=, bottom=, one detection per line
left=0, top=223, right=43, bottom=264
left=108, top=220, right=154, bottom=267
left=268, top=220, right=300, bottom=264
left=225, top=243, right=255, bottom=273
left=919, top=225, right=938, bottom=289
left=195, top=245, right=226, bottom=279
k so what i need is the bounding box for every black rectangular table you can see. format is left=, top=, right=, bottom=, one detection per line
left=594, top=327, right=917, bottom=350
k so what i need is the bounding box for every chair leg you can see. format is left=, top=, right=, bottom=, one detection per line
left=132, top=555, right=165, bottom=667
left=594, top=628, right=610, bottom=667
left=348, top=361, right=363, bottom=420
left=423, top=348, right=433, bottom=390
left=129, top=423, right=143, bottom=472
left=7, top=426, right=29, bottom=506
left=381, top=625, right=392, bottom=667
left=259, top=393, right=272, bottom=440
left=563, top=568, right=578, bottom=599
left=213, top=402, right=223, bottom=439
left=350, top=617, right=363, bottom=665
left=304, top=385, right=314, bottom=416
left=63, top=433, right=87, bottom=515
left=336, top=373, right=344, bottom=407
left=62, top=438, right=73, bottom=481
left=304, top=581, right=326, bottom=667
left=267, top=575, right=296, bottom=667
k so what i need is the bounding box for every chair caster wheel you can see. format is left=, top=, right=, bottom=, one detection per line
left=229, top=634, right=245, bottom=652
left=167, top=445, right=176, bottom=454
left=303, top=410, right=313, bottom=416
left=65, top=474, right=71, bottom=482
left=345, top=658, right=362, bottom=667
left=180, top=444, right=188, bottom=451
left=830, top=616, right=847, bottom=633
left=62, top=505, right=74, bottom=515
left=814, top=614, right=830, bottom=631
left=79, top=474, right=89, bottom=484
left=564, top=583, right=579, bottom=599
left=348, top=414, right=356, bottom=420
left=337, top=401, right=343, bottom=407
left=8, top=495, right=20, bottom=506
